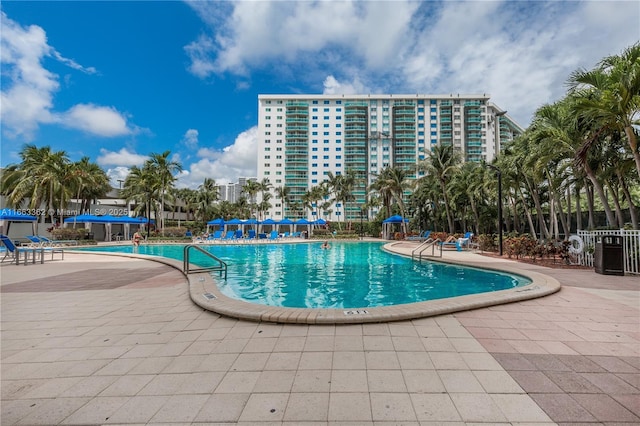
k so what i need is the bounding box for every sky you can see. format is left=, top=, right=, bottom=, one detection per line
left=1, top=1, right=638, bottom=189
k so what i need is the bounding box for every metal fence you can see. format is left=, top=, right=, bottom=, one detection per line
left=576, top=229, right=640, bottom=275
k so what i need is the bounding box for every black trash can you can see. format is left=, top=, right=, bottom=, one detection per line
left=594, top=235, right=624, bottom=276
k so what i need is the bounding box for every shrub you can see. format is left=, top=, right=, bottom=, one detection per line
left=161, top=227, right=190, bottom=237
left=50, top=227, right=88, bottom=240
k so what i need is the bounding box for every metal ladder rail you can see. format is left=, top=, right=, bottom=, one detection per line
left=411, top=238, right=442, bottom=261
left=183, top=244, right=228, bottom=279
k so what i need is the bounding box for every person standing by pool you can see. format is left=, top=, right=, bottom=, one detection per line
left=132, top=231, right=142, bottom=247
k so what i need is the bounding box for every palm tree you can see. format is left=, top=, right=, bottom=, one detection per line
left=370, top=166, right=411, bottom=233
left=258, top=178, right=272, bottom=219
left=1, top=145, right=71, bottom=226
left=420, top=145, right=461, bottom=234
left=242, top=179, right=261, bottom=219
left=569, top=43, right=640, bottom=179
left=274, top=186, right=290, bottom=219
left=71, top=157, right=111, bottom=214
left=121, top=165, right=160, bottom=235
left=147, top=151, right=182, bottom=234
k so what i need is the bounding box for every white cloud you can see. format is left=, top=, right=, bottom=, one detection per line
left=322, top=75, right=368, bottom=95
left=96, top=148, right=148, bottom=167
left=105, top=166, right=131, bottom=188
left=59, top=104, right=131, bottom=137
left=0, top=12, right=134, bottom=139
left=177, top=126, right=258, bottom=188
left=181, top=128, right=199, bottom=149
left=186, top=1, right=639, bottom=126
left=0, top=12, right=57, bottom=139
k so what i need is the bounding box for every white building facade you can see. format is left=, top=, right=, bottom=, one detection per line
left=257, top=94, right=523, bottom=221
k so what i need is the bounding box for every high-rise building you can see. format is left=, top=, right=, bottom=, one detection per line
left=217, top=178, right=257, bottom=203
left=257, top=94, right=523, bottom=221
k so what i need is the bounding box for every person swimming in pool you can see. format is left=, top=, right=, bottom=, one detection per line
left=321, top=240, right=330, bottom=249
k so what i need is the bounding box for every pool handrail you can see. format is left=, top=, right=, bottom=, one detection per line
left=412, top=238, right=442, bottom=261
left=183, top=244, right=227, bottom=279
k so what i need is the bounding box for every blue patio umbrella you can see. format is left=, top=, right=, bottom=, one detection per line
left=278, top=218, right=294, bottom=233
left=0, top=208, right=38, bottom=235
left=206, top=218, right=224, bottom=233
left=242, top=218, right=258, bottom=232
left=0, top=209, right=38, bottom=222
left=294, top=218, right=311, bottom=235
left=261, top=218, right=277, bottom=233
left=224, top=218, right=243, bottom=232
left=382, top=215, right=408, bottom=239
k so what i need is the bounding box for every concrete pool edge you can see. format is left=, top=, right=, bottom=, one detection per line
left=189, top=242, right=562, bottom=324
left=69, top=242, right=561, bottom=324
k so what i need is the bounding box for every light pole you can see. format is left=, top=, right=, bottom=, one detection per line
left=486, top=164, right=503, bottom=256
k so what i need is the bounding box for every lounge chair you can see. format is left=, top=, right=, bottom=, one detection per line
left=258, top=233, right=267, bottom=239
left=292, top=231, right=301, bottom=238
left=457, top=232, right=475, bottom=250
left=247, top=229, right=256, bottom=240
left=406, top=230, right=431, bottom=241
left=269, top=230, right=279, bottom=241
left=208, top=230, right=223, bottom=241
left=235, top=229, right=244, bottom=240
left=1, top=234, right=64, bottom=264
left=440, top=236, right=462, bottom=251
left=223, top=230, right=236, bottom=241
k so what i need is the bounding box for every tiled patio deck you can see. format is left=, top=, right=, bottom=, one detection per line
left=1, top=246, right=638, bottom=425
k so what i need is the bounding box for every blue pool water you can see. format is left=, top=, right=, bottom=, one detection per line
left=77, top=242, right=531, bottom=309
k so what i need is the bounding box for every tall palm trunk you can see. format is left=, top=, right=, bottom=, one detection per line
left=585, top=180, right=595, bottom=229
left=584, top=162, right=617, bottom=226
left=617, top=170, right=639, bottom=229
left=518, top=188, right=537, bottom=239
left=575, top=186, right=583, bottom=231
left=440, top=179, right=454, bottom=234
left=624, top=126, right=640, bottom=180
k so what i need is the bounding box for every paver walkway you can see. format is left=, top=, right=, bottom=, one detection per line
left=1, top=250, right=638, bottom=425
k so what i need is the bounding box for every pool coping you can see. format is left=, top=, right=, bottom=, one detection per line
left=70, top=241, right=561, bottom=324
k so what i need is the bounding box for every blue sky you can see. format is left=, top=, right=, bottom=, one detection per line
left=1, top=1, right=638, bottom=189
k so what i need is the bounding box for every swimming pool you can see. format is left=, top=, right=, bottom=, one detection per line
left=77, top=242, right=531, bottom=309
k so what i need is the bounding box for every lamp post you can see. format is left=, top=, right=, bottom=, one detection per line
left=486, top=164, right=503, bottom=256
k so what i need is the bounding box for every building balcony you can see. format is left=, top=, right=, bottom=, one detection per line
left=393, top=100, right=416, bottom=107
left=394, top=117, right=416, bottom=123
left=466, top=117, right=482, bottom=123
left=466, top=125, right=482, bottom=131
left=286, top=101, right=309, bottom=107
left=440, top=117, right=452, bottom=123
left=440, top=100, right=452, bottom=106
left=345, top=101, right=368, bottom=107
left=394, top=125, right=416, bottom=131
left=464, top=100, right=481, bottom=106
left=285, top=118, right=309, bottom=123
left=393, top=107, right=415, bottom=115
